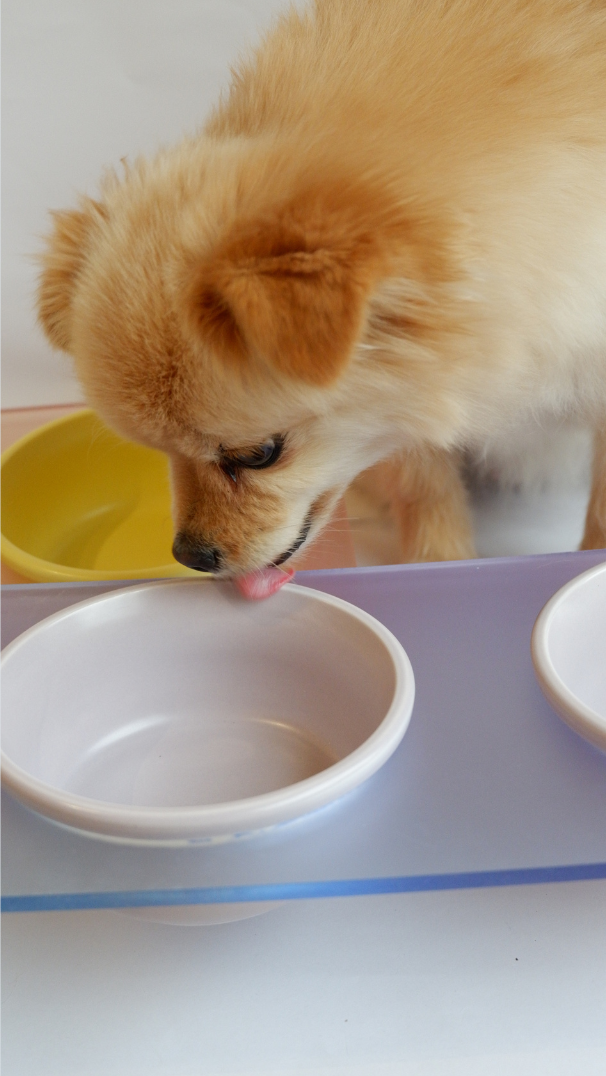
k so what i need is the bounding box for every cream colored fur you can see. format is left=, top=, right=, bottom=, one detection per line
left=37, top=0, right=606, bottom=572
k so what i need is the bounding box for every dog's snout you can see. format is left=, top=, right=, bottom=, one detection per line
left=172, top=533, right=222, bottom=573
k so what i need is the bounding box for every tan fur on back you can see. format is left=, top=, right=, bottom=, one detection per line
left=37, top=0, right=606, bottom=572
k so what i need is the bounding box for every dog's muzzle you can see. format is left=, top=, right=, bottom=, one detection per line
left=172, top=512, right=312, bottom=575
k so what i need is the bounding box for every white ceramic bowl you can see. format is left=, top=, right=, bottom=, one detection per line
left=531, top=561, right=606, bottom=752
left=1, top=580, right=414, bottom=846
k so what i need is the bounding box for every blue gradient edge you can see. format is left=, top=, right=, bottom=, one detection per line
left=3, top=862, right=606, bottom=913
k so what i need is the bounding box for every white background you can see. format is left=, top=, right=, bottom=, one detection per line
left=4, top=884, right=606, bottom=1076
left=2, top=0, right=291, bottom=408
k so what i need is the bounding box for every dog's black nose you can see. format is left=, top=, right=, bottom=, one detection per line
left=172, top=533, right=222, bottom=573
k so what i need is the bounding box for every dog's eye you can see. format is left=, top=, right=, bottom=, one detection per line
left=222, top=436, right=284, bottom=472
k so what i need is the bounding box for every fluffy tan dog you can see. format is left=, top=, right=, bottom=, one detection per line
left=38, top=0, right=606, bottom=587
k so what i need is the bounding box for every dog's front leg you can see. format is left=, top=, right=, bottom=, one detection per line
left=580, top=423, right=606, bottom=551
left=382, top=448, right=476, bottom=563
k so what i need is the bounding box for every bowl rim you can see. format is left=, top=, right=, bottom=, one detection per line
left=530, top=560, right=606, bottom=752
left=1, top=579, right=415, bottom=845
left=1, top=408, right=198, bottom=582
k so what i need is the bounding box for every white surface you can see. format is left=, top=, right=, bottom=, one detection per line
left=471, top=485, right=589, bottom=559
left=3, top=882, right=606, bottom=1076
left=1, top=580, right=413, bottom=844
left=532, top=562, right=606, bottom=751
left=2, top=0, right=292, bottom=407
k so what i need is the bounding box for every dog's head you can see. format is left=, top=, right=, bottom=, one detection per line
left=37, top=142, right=455, bottom=576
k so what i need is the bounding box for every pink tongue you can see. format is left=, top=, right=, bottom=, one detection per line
left=234, top=566, right=295, bottom=601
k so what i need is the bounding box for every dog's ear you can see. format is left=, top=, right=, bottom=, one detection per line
left=37, top=201, right=104, bottom=352
left=182, top=201, right=388, bottom=386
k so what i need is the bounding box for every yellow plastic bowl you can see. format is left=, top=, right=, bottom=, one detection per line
left=1, top=409, right=202, bottom=583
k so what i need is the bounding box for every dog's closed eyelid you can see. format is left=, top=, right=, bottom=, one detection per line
left=220, top=435, right=286, bottom=471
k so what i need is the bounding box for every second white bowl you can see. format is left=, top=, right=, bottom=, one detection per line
left=531, top=561, right=606, bottom=752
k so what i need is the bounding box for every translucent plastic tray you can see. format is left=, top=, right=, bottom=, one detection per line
left=3, top=552, right=606, bottom=914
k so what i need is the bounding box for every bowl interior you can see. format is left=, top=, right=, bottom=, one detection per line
left=2, top=582, right=397, bottom=810
left=546, top=566, right=606, bottom=719
left=1, top=410, right=188, bottom=577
